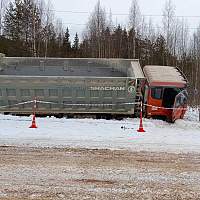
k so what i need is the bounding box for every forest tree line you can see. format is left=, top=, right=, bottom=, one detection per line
left=0, top=0, right=199, bottom=105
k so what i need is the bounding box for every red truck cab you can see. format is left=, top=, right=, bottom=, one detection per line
left=143, top=65, right=188, bottom=122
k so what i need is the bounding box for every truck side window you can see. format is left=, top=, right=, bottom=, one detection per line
left=151, top=88, right=163, bottom=99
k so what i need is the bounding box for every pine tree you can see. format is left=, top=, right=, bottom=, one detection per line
left=3, top=2, right=14, bottom=38
left=45, top=23, right=57, bottom=57
left=121, top=28, right=128, bottom=58
left=104, top=26, right=111, bottom=58
left=113, top=25, right=122, bottom=58
left=3, top=1, right=22, bottom=40
left=56, top=32, right=63, bottom=57
left=128, top=28, right=136, bottom=58
left=3, top=0, right=43, bottom=56
left=72, top=32, right=79, bottom=57
left=152, top=35, right=168, bottom=66
left=62, top=27, right=71, bottom=57
left=3, top=1, right=30, bottom=56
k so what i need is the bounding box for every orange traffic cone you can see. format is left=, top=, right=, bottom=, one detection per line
left=137, top=102, right=145, bottom=132
left=29, top=114, right=37, bottom=128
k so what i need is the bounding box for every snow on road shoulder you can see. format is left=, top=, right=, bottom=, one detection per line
left=0, top=108, right=199, bottom=153
left=185, top=107, right=199, bottom=122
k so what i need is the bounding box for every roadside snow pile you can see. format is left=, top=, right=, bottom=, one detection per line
left=185, top=107, right=199, bottom=122
left=0, top=108, right=199, bottom=153
left=175, top=107, right=200, bottom=130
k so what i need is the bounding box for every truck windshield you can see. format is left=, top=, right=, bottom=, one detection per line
left=162, top=88, right=181, bottom=108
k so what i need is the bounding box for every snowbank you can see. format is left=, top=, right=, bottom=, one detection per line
left=0, top=108, right=199, bottom=153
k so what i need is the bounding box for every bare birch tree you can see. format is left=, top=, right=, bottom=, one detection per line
left=129, top=0, right=141, bottom=58
left=44, top=0, right=54, bottom=57
left=86, top=0, right=107, bottom=58
left=162, top=0, right=175, bottom=63
left=191, top=28, right=200, bottom=105
left=177, top=18, right=189, bottom=70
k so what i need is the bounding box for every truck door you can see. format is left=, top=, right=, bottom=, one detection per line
left=146, top=87, right=163, bottom=118
left=172, top=90, right=188, bottom=121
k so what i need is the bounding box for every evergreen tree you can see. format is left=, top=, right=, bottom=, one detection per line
left=104, top=26, right=111, bottom=58
left=3, top=0, right=42, bottom=56
left=72, top=32, right=79, bottom=57
left=3, top=1, right=31, bottom=56
left=152, top=35, right=168, bottom=66
left=128, top=28, right=136, bottom=58
left=121, top=28, right=128, bottom=58
left=45, top=23, right=57, bottom=57
left=79, top=38, right=90, bottom=58
left=62, top=27, right=71, bottom=57
left=113, top=25, right=122, bottom=58
left=56, top=32, right=63, bottom=57
left=3, top=1, right=21, bottom=40
left=3, top=2, right=13, bottom=37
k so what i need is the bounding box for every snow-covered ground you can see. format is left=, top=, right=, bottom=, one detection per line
left=0, top=108, right=199, bottom=153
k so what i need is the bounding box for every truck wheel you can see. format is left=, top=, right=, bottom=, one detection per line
left=166, top=116, right=173, bottom=123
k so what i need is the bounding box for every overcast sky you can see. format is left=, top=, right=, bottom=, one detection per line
left=50, top=0, right=200, bottom=39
